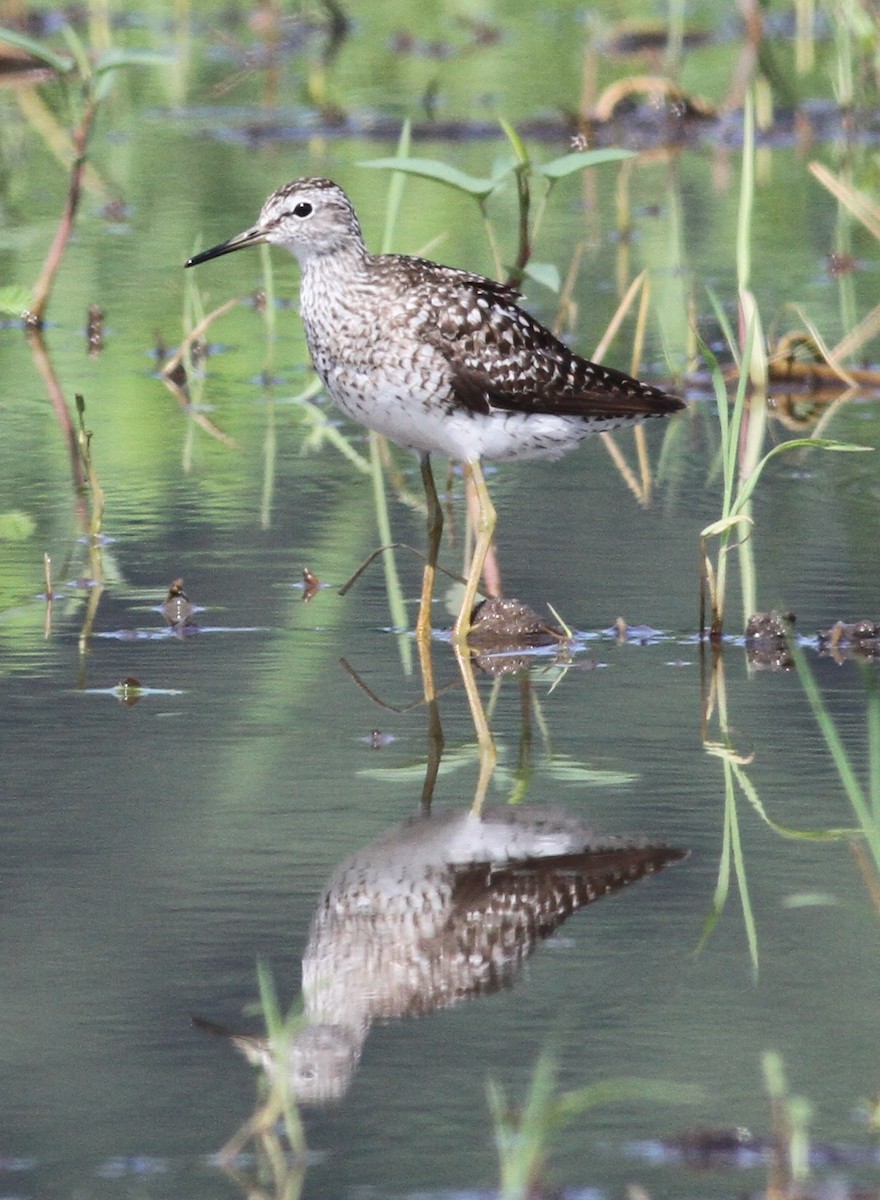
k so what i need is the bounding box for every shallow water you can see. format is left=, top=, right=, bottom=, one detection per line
left=2, top=4, right=880, bottom=1199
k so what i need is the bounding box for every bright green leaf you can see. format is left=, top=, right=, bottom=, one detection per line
left=538, top=147, right=636, bottom=180
left=93, top=48, right=175, bottom=74
left=490, top=153, right=519, bottom=182
left=94, top=67, right=117, bottom=102
left=522, top=261, right=560, bottom=293
left=0, top=286, right=31, bottom=318
left=359, top=156, right=496, bottom=198
left=701, top=513, right=753, bottom=539
left=0, top=26, right=73, bottom=72
left=0, top=511, right=36, bottom=541
left=60, top=22, right=90, bottom=77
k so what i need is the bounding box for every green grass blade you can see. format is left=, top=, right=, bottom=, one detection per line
left=733, top=760, right=858, bottom=839
left=737, top=89, right=755, bottom=291
left=498, top=115, right=529, bottom=166
left=695, top=770, right=732, bottom=954
left=704, top=285, right=741, bottom=368
left=256, top=958, right=283, bottom=1032
left=554, top=1077, right=703, bottom=1121
left=787, top=635, right=880, bottom=863
left=728, top=783, right=759, bottom=974
left=379, top=120, right=412, bottom=255
left=864, top=663, right=880, bottom=819
left=731, top=438, right=871, bottom=516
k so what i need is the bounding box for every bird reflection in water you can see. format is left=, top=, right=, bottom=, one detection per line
left=199, top=804, right=686, bottom=1130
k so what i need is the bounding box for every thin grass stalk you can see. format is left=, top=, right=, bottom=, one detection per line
left=87, top=0, right=112, bottom=54
left=488, top=1052, right=557, bottom=1200
left=702, top=322, right=754, bottom=636
left=260, top=242, right=277, bottom=352
left=733, top=757, right=858, bottom=840
left=664, top=0, right=686, bottom=73
left=809, top=161, right=880, bottom=241
left=630, top=276, right=652, bottom=499
left=498, top=118, right=532, bottom=281
left=256, top=962, right=308, bottom=1160
left=795, top=0, right=816, bottom=72
left=787, top=634, right=880, bottom=869
left=700, top=649, right=759, bottom=968
left=369, top=434, right=410, bottom=649
left=74, top=394, right=105, bottom=537
left=14, top=87, right=108, bottom=198
left=735, top=517, right=757, bottom=628
left=864, top=664, right=880, bottom=822
left=833, top=170, right=858, bottom=344
left=828, top=301, right=880, bottom=365
left=763, top=1051, right=812, bottom=1189
left=259, top=242, right=277, bottom=529
left=260, top=400, right=276, bottom=531
left=831, top=0, right=855, bottom=107
left=736, top=91, right=755, bottom=294
left=171, top=0, right=192, bottom=107
left=728, top=777, right=759, bottom=973
left=371, top=123, right=415, bottom=665
left=27, top=93, right=97, bottom=325
left=696, top=779, right=731, bottom=954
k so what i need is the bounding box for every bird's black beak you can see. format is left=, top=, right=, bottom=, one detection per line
left=185, top=224, right=267, bottom=268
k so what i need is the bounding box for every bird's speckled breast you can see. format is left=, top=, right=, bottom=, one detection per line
left=298, top=251, right=644, bottom=463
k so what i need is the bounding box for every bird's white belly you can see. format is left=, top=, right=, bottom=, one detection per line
left=318, top=361, right=610, bottom=463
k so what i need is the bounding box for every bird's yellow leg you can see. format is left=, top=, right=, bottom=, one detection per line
left=465, top=467, right=503, bottom=600
left=416, top=453, right=443, bottom=651
left=453, top=459, right=496, bottom=645
left=453, top=641, right=497, bottom=816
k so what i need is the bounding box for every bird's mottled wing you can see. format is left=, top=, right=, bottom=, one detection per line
left=418, top=275, right=682, bottom=420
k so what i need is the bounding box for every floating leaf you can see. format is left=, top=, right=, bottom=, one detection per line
left=0, top=26, right=73, bottom=73
left=522, top=261, right=560, bottom=293
left=538, top=148, right=636, bottom=180
left=0, top=286, right=31, bottom=318
left=0, top=510, right=36, bottom=540
left=359, top=156, right=496, bottom=198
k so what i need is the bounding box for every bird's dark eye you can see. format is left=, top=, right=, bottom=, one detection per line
left=293, top=202, right=313, bottom=218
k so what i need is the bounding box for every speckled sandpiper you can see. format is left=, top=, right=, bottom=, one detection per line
left=186, top=177, right=684, bottom=641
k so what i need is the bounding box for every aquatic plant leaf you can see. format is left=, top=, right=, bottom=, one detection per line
left=93, top=48, right=175, bottom=75
left=0, top=286, right=31, bottom=317
left=701, top=513, right=753, bottom=539
left=0, top=26, right=73, bottom=73
left=490, top=153, right=520, bottom=181
left=359, top=156, right=496, bottom=198
left=733, top=437, right=872, bottom=513
left=537, top=148, right=635, bottom=180
left=553, top=1078, right=704, bottom=1122
left=0, top=510, right=36, bottom=540
left=522, top=261, right=560, bottom=292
